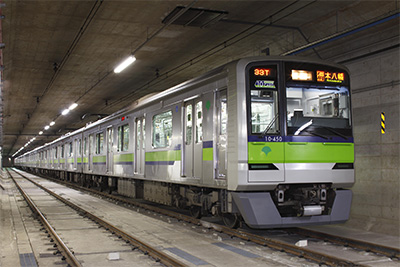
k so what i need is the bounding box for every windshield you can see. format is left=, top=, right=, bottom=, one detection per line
left=286, top=85, right=352, bottom=137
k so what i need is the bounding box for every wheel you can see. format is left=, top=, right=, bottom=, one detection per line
left=190, top=206, right=202, bottom=219
left=222, top=213, right=240, bottom=229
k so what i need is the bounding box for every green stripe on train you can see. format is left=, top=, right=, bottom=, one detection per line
left=248, top=142, right=354, bottom=163
left=248, top=142, right=284, bottom=163
left=114, top=153, right=134, bottom=163
left=93, top=156, right=106, bottom=163
left=67, top=158, right=74, bottom=163
left=203, top=148, right=213, bottom=161
left=146, top=150, right=181, bottom=162
left=285, top=142, right=354, bottom=163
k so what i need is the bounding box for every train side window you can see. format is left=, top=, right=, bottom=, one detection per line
left=96, top=132, right=104, bottom=154
left=118, top=124, right=129, bottom=152
left=61, top=145, right=65, bottom=158
left=55, top=147, right=58, bottom=158
left=196, top=101, right=203, bottom=143
left=69, top=142, right=73, bottom=157
left=152, top=110, right=172, bottom=148
left=186, top=104, right=192, bottom=145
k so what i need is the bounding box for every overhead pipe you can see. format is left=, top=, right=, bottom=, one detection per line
left=282, top=12, right=400, bottom=56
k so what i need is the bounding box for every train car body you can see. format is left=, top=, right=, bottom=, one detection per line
left=15, top=56, right=354, bottom=228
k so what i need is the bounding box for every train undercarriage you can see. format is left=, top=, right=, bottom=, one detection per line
left=20, top=166, right=342, bottom=229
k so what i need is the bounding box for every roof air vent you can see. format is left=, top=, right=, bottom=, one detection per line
left=162, top=6, right=228, bottom=28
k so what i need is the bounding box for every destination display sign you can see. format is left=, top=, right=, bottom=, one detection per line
left=316, top=70, right=345, bottom=83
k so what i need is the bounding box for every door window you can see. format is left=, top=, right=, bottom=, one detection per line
left=185, top=104, right=193, bottom=145
left=195, top=102, right=203, bottom=143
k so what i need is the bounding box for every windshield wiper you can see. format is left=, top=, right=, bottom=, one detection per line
left=294, top=119, right=313, bottom=135
left=262, top=113, right=279, bottom=136
left=304, top=130, right=329, bottom=140
left=320, top=126, right=348, bottom=140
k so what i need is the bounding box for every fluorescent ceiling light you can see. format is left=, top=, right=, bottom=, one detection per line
left=69, top=103, right=78, bottom=110
left=44, top=125, right=50, bottom=130
left=62, top=109, right=70, bottom=115
left=39, top=131, right=43, bottom=135
left=114, top=55, right=136, bottom=73
left=50, top=121, right=55, bottom=126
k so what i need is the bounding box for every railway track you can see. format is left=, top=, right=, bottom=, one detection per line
left=16, top=168, right=399, bottom=267
left=286, top=228, right=400, bottom=259
left=7, top=169, right=185, bottom=267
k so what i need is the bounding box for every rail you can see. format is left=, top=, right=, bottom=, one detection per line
left=10, top=169, right=185, bottom=267
left=287, top=228, right=400, bottom=259
left=18, top=169, right=387, bottom=266
left=7, top=169, right=82, bottom=267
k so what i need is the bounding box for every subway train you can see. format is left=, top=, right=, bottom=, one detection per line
left=15, top=56, right=354, bottom=228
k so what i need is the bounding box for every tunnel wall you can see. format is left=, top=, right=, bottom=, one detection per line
left=344, top=47, right=399, bottom=236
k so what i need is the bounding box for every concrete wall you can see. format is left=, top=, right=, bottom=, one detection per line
left=344, top=48, right=399, bottom=236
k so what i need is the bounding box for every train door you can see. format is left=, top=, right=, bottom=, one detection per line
left=106, top=127, right=114, bottom=174
left=89, top=134, right=94, bottom=171
left=183, top=99, right=203, bottom=178
left=135, top=117, right=145, bottom=175
left=73, top=139, right=78, bottom=170
left=215, top=90, right=227, bottom=179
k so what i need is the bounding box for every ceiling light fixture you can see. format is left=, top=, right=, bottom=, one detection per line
left=50, top=121, right=55, bottom=126
left=44, top=125, right=50, bottom=130
left=69, top=103, right=78, bottom=110
left=114, top=55, right=136, bottom=73
left=62, top=109, right=70, bottom=115
left=39, top=131, right=43, bottom=135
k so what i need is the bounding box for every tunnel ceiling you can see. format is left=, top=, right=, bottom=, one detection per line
left=1, top=0, right=399, bottom=157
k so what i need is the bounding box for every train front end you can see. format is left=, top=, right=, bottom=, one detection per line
left=230, top=57, right=354, bottom=228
